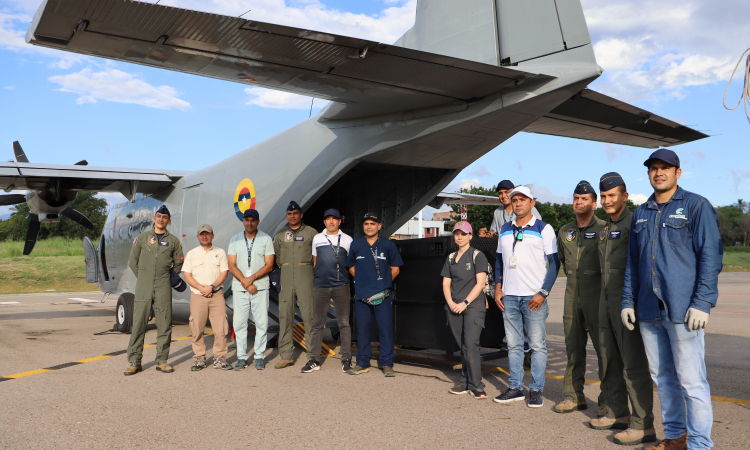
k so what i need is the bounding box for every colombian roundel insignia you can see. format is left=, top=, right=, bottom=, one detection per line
left=233, top=178, right=257, bottom=221
left=566, top=229, right=576, bottom=241
left=600, top=227, right=608, bottom=241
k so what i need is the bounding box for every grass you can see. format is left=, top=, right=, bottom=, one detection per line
left=0, top=238, right=97, bottom=294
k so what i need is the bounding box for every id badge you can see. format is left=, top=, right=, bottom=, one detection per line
left=245, top=269, right=255, bottom=277
left=509, top=256, right=518, bottom=268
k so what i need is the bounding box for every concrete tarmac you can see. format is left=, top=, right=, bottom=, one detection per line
left=1, top=274, right=748, bottom=449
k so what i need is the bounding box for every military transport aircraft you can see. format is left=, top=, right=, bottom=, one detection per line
left=0, top=0, right=707, bottom=338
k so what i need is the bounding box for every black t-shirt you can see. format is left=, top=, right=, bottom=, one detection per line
left=156, top=233, right=164, bottom=242
left=441, top=247, right=488, bottom=303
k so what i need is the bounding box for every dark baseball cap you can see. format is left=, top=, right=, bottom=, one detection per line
left=324, top=208, right=341, bottom=219
left=242, top=209, right=259, bottom=220
left=363, top=212, right=381, bottom=223
left=496, top=179, right=514, bottom=191
left=155, top=205, right=171, bottom=217
left=287, top=201, right=301, bottom=211
left=170, top=270, right=187, bottom=292
left=644, top=148, right=680, bottom=168
left=600, top=172, right=625, bottom=191
left=574, top=180, right=594, bottom=195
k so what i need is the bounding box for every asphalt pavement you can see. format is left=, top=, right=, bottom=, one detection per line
left=0, top=274, right=748, bottom=449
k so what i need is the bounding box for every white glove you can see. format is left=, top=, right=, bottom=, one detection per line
left=684, top=308, right=710, bottom=331
left=621, top=308, right=636, bottom=331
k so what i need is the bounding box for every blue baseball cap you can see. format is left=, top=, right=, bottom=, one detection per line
left=170, top=270, right=187, bottom=292
left=324, top=208, right=341, bottom=219
left=287, top=201, right=301, bottom=211
left=600, top=172, right=625, bottom=191
left=242, top=209, right=259, bottom=220
left=496, top=179, right=514, bottom=191
left=574, top=180, right=594, bottom=195
left=644, top=148, right=680, bottom=168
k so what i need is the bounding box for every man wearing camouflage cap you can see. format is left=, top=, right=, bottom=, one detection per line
left=125, top=205, right=184, bottom=375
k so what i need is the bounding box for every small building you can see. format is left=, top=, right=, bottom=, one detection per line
left=392, top=218, right=446, bottom=240
left=432, top=211, right=459, bottom=223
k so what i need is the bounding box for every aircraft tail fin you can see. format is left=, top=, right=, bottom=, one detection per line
left=394, top=0, right=592, bottom=66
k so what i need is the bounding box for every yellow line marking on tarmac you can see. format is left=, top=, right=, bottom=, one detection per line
left=77, top=355, right=111, bottom=363
left=711, top=395, right=750, bottom=407
left=5, top=369, right=51, bottom=379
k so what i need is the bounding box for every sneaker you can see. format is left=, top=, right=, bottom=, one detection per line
left=212, top=358, right=232, bottom=370
left=553, top=398, right=587, bottom=413
left=347, top=365, right=369, bottom=375
left=588, top=415, right=631, bottom=430
left=191, top=357, right=207, bottom=371
left=123, top=365, right=142, bottom=376
left=383, top=366, right=395, bottom=377
left=255, top=358, right=265, bottom=370
left=234, top=360, right=247, bottom=371
left=301, top=359, right=320, bottom=373
left=528, top=390, right=544, bottom=408
left=613, top=427, right=657, bottom=446
left=493, top=388, right=525, bottom=404
left=155, top=363, right=174, bottom=373
left=470, top=389, right=487, bottom=399
left=341, top=358, right=352, bottom=373
left=448, top=385, right=470, bottom=395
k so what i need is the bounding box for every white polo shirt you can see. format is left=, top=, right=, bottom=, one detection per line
left=497, top=216, right=557, bottom=296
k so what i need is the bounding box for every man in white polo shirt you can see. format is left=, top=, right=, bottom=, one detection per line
left=493, top=186, right=560, bottom=408
left=182, top=224, right=231, bottom=371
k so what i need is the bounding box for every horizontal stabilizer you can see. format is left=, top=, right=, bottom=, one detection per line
left=26, top=0, right=550, bottom=120
left=524, top=89, right=708, bottom=148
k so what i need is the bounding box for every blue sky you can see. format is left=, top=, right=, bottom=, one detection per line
left=1, top=0, right=749, bottom=219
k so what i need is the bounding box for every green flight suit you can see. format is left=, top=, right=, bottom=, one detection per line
left=273, top=222, right=317, bottom=361
left=598, top=208, right=654, bottom=429
left=126, top=228, right=184, bottom=366
left=557, top=215, right=607, bottom=405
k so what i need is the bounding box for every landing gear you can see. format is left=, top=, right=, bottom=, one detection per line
left=115, top=293, right=134, bottom=333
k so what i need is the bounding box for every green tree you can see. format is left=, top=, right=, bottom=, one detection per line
left=449, top=185, right=498, bottom=233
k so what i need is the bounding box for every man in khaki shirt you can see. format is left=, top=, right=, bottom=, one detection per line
left=182, top=224, right=230, bottom=371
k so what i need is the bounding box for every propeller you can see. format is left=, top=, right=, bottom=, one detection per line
left=0, top=194, right=26, bottom=206
left=9, top=141, right=96, bottom=255
left=24, top=214, right=41, bottom=255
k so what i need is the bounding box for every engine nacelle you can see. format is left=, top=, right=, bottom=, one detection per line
left=26, top=190, right=77, bottom=221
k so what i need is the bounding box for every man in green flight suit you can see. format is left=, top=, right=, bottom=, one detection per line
left=554, top=181, right=608, bottom=415
left=124, top=205, right=184, bottom=376
left=589, top=173, right=655, bottom=446
left=273, top=201, right=317, bottom=369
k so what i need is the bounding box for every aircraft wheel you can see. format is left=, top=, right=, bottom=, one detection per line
left=115, top=293, right=135, bottom=333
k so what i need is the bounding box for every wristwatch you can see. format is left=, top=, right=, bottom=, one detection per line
left=463, top=299, right=470, bottom=306
left=538, top=289, right=549, bottom=298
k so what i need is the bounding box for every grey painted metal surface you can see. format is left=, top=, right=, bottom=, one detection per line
left=12, top=0, right=710, bottom=328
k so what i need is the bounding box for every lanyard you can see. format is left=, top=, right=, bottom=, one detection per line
left=370, top=238, right=383, bottom=280
left=512, top=225, right=526, bottom=255
left=325, top=234, right=342, bottom=281
left=243, top=234, right=256, bottom=270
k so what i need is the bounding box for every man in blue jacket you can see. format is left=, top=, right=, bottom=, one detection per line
left=622, top=149, right=723, bottom=450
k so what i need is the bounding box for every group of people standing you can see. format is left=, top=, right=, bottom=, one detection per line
left=442, top=148, right=722, bottom=450
left=121, top=147, right=721, bottom=450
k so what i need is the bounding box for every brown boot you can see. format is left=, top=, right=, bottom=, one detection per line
left=598, top=403, right=608, bottom=418
left=553, top=398, right=587, bottom=413
left=644, top=434, right=688, bottom=450
left=155, top=363, right=174, bottom=373
left=274, top=359, right=294, bottom=369
left=588, top=415, right=630, bottom=430
left=123, top=365, right=142, bottom=376
left=613, top=427, right=657, bottom=445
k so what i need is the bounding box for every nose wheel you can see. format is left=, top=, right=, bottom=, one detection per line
left=115, top=293, right=135, bottom=333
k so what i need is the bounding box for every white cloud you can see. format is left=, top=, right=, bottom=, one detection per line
left=731, top=170, right=750, bottom=193
left=447, top=179, right=488, bottom=191
left=49, top=68, right=191, bottom=111
left=585, top=0, right=749, bottom=103
left=691, top=150, right=706, bottom=159
left=602, top=143, right=627, bottom=162
left=0, top=11, right=88, bottom=69
left=466, top=164, right=491, bottom=178
left=3, top=86, right=15, bottom=90
left=532, top=186, right=570, bottom=204
left=629, top=193, right=649, bottom=205
left=245, top=87, right=330, bottom=110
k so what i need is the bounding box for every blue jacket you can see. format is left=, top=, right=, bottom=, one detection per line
left=622, top=187, right=723, bottom=323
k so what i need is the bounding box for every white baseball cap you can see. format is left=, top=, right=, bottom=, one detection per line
left=509, top=185, right=533, bottom=200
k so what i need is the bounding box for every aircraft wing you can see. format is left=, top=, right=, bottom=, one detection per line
left=0, top=161, right=188, bottom=200
left=432, top=192, right=502, bottom=207
left=524, top=89, right=708, bottom=148
left=25, top=0, right=550, bottom=121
